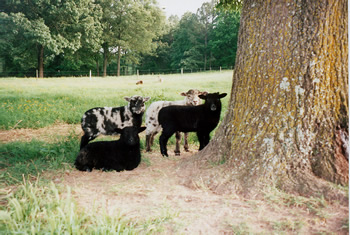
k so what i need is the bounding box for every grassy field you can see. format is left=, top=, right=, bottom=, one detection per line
left=0, top=71, right=232, bottom=129
left=1, top=71, right=348, bottom=234
left=1, top=71, right=233, bottom=185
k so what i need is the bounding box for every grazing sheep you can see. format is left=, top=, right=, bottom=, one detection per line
left=136, top=80, right=143, bottom=85
left=80, top=95, right=150, bottom=149
left=75, top=126, right=146, bottom=172
left=145, top=89, right=207, bottom=155
left=158, top=92, right=227, bottom=157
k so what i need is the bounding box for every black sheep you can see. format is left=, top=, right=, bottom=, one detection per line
left=158, top=92, right=227, bottom=157
left=75, top=126, right=146, bottom=172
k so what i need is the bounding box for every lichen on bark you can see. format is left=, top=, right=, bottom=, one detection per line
left=186, top=0, right=348, bottom=199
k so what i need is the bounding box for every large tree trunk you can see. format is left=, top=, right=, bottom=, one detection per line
left=37, top=44, right=44, bottom=78
left=186, top=0, right=348, bottom=199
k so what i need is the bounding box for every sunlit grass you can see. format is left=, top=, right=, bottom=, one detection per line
left=0, top=178, right=177, bottom=234
left=0, top=71, right=232, bottom=129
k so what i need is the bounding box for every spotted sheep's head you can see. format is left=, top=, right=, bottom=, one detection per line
left=124, top=95, right=151, bottom=114
left=181, top=89, right=208, bottom=106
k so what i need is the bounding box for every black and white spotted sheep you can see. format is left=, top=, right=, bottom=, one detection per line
left=80, top=95, right=150, bottom=149
left=145, top=89, right=207, bottom=155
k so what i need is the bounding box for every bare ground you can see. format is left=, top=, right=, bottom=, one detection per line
left=1, top=124, right=349, bottom=234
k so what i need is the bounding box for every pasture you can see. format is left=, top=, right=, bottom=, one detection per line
left=0, top=71, right=348, bottom=234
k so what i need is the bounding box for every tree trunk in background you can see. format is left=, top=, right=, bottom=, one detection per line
left=190, top=0, right=348, bottom=199
left=103, top=43, right=108, bottom=77
left=96, top=58, right=99, bottom=77
left=117, top=46, right=121, bottom=77
left=37, top=44, right=44, bottom=78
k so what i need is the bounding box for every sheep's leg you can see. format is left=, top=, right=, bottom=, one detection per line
left=159, top=130, right=173, bottom=157
left=183, top=132, right=189, bottom=152
left=146, top=134, right=152, bottom=152
left=174, top=131, right=181, bottom=156
left=150, top=132, right=157, bottom=146
left=197, top=132, right=210, bottom=150
left=146, top=132, right=158, bottom=152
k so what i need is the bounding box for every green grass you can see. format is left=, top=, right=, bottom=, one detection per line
left=0, top=178, right=177, bottom=234
left=0, top=134, right=80, bottom=186
left=0, top=72, right=231, bottom=233
left=0, top=71, right=232, bottom=186
left=0, top=71, right=232, bottom=129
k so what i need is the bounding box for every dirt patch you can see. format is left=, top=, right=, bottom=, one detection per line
left=0, top=123, right=82, bottom=143
left=2, top=125, right=349, bottom=233
left=58, top=151, right=348, bottom=234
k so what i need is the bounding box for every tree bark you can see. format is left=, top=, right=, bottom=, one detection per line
left=186, top=0, right=348, bottom=199
left=117, top=46, right=121, bottom=77
left=96, top=58, right=99, bottom=77
left=37, top=44, right=44, bottom=78
left=103, top=43, right=108, bottom=77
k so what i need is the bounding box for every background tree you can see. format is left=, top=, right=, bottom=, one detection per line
left=186, top=0, right=348, bottom=199
left=99, top=0, right=164, bottom=77
left=170, top=12, right=204, bottom=70
left=197, top=0, right=216, bottom=70
left=209, top=10, right=240, bottom=68
left=138, top=15, right=179, bottom=73
left=2, top=0, right=102, bottom=78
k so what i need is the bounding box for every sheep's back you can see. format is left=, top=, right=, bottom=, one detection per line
left=158, top=105, right=204, bottom=132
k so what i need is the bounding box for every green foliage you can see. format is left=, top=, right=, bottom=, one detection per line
left=138, top=2, right=241, bottom=73
left=170, top=12, right=204, bottom=69
left=0, top=135, right=79, bottom=186
left=99, top=0, right=165, bottom=76
left=1, top=0, right=240, bottom=77
left=210, top=11, right=240, bottom=67
left=1, top=0, right=103, bottom=75
left=216, top=0, right=243, bottom=12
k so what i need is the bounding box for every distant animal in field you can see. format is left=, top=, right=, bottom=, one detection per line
left=145, top=89, right=207, bottom=155
left=80, top=95, right=150, bottom=149
left=75, top=126, right=146, bottom=172
left=158, top=92, right=227, bottom=157
left=136, top=80, right=143, bottom=85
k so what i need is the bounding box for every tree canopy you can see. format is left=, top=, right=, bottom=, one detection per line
left=0, top=0, right=241, bottom=77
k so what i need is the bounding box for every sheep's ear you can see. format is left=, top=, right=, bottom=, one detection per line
left=139, top=127, right=146, bottom=133
left=115, top=128, right=123, bottom=133
left=124, top=96, right=131, bottom=102
left=199, top=94, right=207, bottom=100
left=180, top=92, right=187, bottom=96
left=219, top=93, right=227, bottom=99
left=143, top=97, right=151, bottom=102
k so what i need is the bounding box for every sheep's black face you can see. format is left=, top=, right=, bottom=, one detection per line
left=119, top=126, right=146, bottom=146
left=125, top=96, right=151, bottom=114
left=120, top=127, right=140, bottom=146
left=200, top=92, right=227, bottom=112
